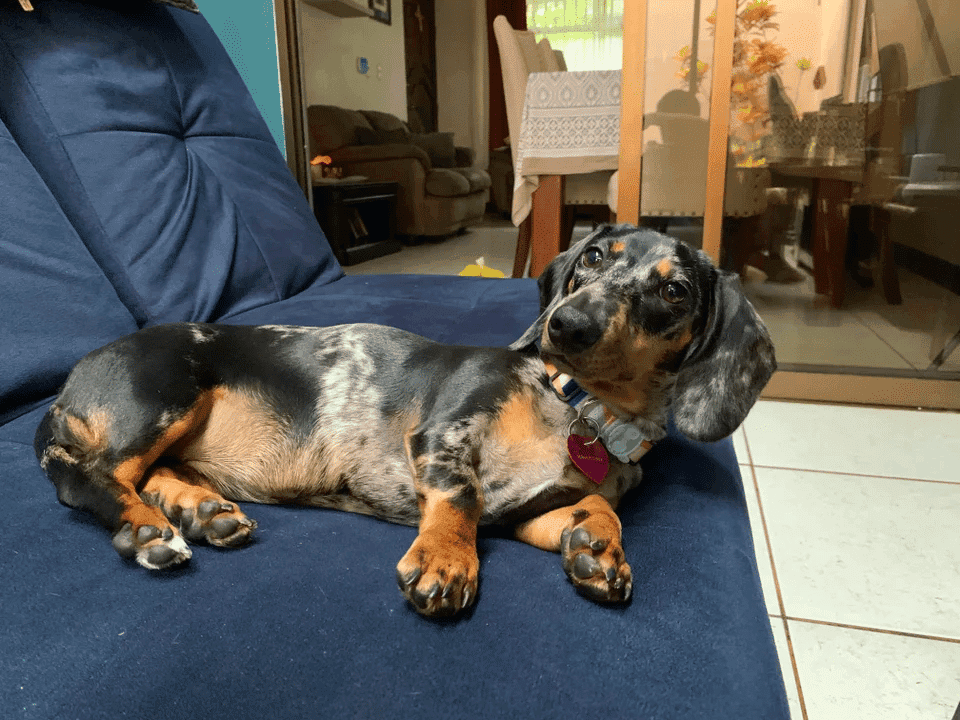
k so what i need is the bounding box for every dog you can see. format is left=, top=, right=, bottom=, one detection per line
left=34, top=225, right=776, bottom=617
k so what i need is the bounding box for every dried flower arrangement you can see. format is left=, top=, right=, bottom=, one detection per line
left=677, top=0, right=789, bottom=166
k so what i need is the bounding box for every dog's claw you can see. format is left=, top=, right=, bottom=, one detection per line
left=396, top=536, right=479, bottom=618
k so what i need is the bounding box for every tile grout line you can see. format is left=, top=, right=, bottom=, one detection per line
left=850, top=306, right=922, bottom=371
left=778, top=616, right=808, bottom=720
left=751, top=463, right=960, bottom=486
left=783, top=615, right=960, bottom=645
left=742, top=430, right=809, bottom=720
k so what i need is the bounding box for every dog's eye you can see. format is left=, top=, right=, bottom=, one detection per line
left=660, top=281, right=688, bottom=304
left=581, top=248, right=603, bottom=268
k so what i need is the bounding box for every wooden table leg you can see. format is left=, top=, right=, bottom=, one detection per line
left=511, top=216, right=532, bottom=278
left=811, top=177, right=853, bottom=308
left=529, top=175, right=565, bottom=278
left=872, top=204, right=903, bottom=305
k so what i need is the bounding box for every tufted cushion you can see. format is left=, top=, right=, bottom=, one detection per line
left=360, top=109, right=412, bottom=144
left=411, top=131, right=456, bottom=168
left=0, top=120, right=139, bottom=425
left=308, top=105, right=378, bottom=153
left=424, top=168, right=472, bottom=197
left=458, top=167, right=493, bottom=193
left=0, top=2, right=342, bottom=326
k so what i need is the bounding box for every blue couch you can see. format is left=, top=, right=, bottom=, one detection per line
left=0, top=2, right=789, bottom=718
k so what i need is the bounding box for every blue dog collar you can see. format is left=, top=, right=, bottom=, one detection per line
left=546, top=366, right=656, bottom=464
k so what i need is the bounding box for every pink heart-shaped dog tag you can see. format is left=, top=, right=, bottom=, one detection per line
left=567, top=434, right=610, bottom=484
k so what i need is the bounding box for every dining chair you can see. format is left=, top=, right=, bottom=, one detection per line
left=492, top=15, right=614, bottom=277
left=606, top=87, right=770, bottom=273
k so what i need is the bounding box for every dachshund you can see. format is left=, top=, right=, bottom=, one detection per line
left=34, top=225, right=776, bottom=617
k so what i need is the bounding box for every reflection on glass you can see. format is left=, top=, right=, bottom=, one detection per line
left=529, top=0, right=958, bottom=387
left=723, top=0, right=960, bottom=381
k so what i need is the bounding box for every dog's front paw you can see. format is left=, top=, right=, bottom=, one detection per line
left=112, top=521, right=192, bottom=570
left=396, top=533, right=479, bottom=617
left=560, top=509, right=632, bottom=603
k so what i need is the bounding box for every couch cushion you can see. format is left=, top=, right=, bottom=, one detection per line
left=425, top=168, right=472, bottom=197
left=411, top=131, right=456, bottom=168
left=458, top=166, right=494, bottom=193
left=0, top=2, right=343, bottom=326
left=219, top=274, right=539, bottom=345
left=0, top=121, right=140, bottom=425
left=308, top=105, right=378, bottom=154
left=360, top=109, right=412, bottom=144
left=0, top=270, right=788, bottom=719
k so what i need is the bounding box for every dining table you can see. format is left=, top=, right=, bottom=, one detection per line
left=511, top=69, right=622, bottom=276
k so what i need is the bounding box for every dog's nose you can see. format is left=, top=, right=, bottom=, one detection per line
left=547, top=304, right=603, bottom=355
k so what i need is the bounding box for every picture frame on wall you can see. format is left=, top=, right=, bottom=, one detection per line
left=369, top=0, right=390, bottom=24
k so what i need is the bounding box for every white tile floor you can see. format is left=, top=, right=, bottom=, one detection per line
left=738, top=401, right=960, bottom=720
left=347, top=219, right=960, bottom=719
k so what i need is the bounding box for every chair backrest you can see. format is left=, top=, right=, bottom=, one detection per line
left=492, top=15, right=562, bottom=160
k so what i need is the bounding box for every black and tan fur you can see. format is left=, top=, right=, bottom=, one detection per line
left=35, top=225, right=776, bottom=616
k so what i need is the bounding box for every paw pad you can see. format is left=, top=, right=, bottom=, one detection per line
left=560, top=514, right=631, bottom=603
left=112, top=522, right=192, bottom=570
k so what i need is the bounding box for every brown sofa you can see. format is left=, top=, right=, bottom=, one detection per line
left=307, top=106, right=491, bottom=237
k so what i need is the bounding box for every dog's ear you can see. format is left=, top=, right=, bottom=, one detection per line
left=671, top=270, right=776, bottom=442
left=509, top=233, right=598, bottom=352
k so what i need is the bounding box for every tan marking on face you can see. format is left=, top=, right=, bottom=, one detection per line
left=656, top=258, right=674, bottom=277
left=561, top=303, right=694, bottom=416
left=611, top=240, right=625, bottom=253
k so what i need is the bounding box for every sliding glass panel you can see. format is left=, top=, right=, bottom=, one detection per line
left=715, top=0, right=960, bottom=401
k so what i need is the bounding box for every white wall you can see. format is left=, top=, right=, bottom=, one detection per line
left=299, top=2, right=407, bottom=117
left=435, top=0, right=488, bottom=167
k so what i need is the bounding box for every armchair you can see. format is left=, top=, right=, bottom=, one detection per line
left=307, top=105, right=491, bottom=237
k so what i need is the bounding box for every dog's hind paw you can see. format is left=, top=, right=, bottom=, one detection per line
left=178, top=500, right=257, bottom=548
left=112, top=522, right=192, bottom=570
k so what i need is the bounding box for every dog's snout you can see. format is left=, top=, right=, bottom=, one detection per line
left=547, top=305, right=603, bottom=355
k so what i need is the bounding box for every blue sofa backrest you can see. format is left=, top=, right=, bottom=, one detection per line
left=0, top=0, right=342, bottom=423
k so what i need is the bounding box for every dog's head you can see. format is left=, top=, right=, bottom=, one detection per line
left=511, top=224, right=776, bottom=442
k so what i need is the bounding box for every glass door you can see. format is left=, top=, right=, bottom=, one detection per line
left=620, top=0, right=960, bottom=409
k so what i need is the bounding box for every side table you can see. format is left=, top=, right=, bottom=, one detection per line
left=312, top=180, right=401, bottom=266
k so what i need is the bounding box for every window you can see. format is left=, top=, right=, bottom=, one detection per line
left=526, top=0, right=625, bottom=71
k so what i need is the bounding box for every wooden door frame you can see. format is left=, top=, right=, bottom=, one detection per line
left=274, top=0, right=312, bottom=205
left=618, top=0, right=735, bottom=266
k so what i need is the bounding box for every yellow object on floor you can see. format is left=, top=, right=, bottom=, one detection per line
left=459, top=257, right=505, bottom=278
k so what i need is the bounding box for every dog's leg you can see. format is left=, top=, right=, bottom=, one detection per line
left=138, top=465, right=257, bottom=548
left=36, top=391, right=220, bottom=571
left=395, top=427, right=482, bottom=617
left=515, top=495, right=632, bottom=603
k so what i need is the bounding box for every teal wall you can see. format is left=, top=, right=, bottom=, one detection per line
left=199, top=0, right=286, bottom=156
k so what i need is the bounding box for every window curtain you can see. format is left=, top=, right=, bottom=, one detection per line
left=526, top=0, right=625, bottom=71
